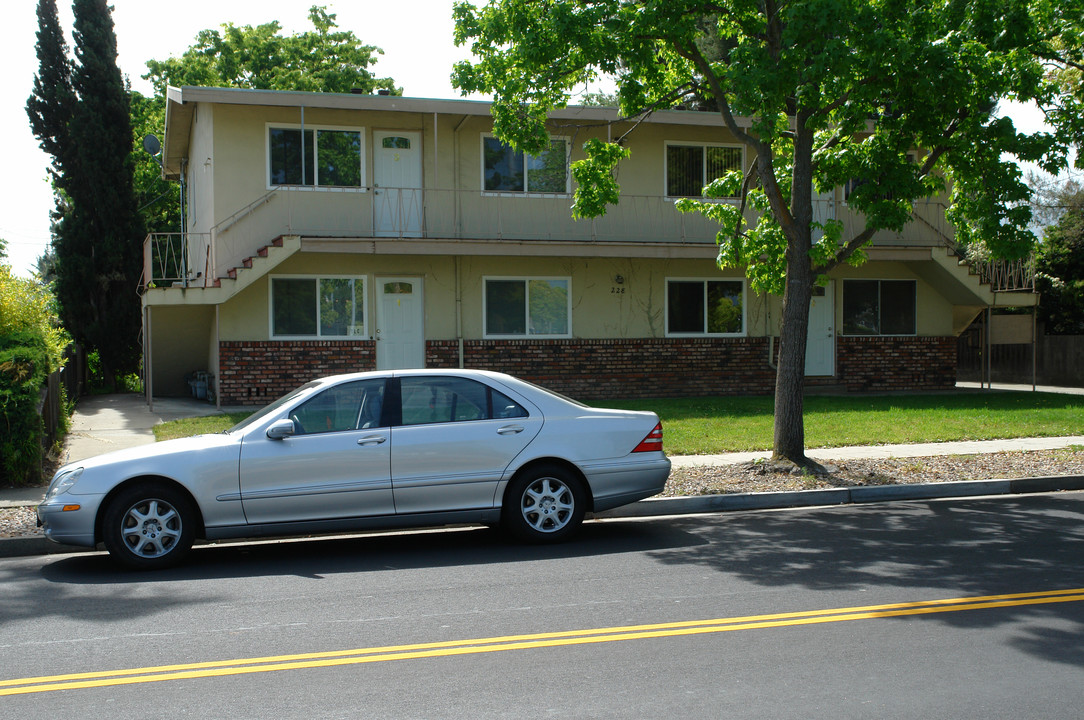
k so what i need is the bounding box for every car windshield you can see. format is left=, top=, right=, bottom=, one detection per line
left=225, top=381, right=323, bottom=434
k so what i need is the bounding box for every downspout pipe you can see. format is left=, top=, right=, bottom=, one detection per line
left=144, top=306, right=153, bottom=411
left=215, top=305, right=221, bottom=410
left=456, top=256, right=464, bottom=368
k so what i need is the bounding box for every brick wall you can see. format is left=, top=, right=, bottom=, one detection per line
left=837, top=336, right=957, bottom=392
left=217, top=336, right=957, bottom=404
left=426, top=338, right=777, bottom=400
left=219, top=340, right=376, bottom=405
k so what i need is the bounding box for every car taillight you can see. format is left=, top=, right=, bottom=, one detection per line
left=632, top=422, right=664, bottom=453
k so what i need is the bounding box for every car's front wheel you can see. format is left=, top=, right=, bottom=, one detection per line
left=502, top=464, right=586, bottom=542
left=102, top=483, right=196, bottom=569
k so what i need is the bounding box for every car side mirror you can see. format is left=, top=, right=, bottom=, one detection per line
left=266, top=418, right=297, bottom=440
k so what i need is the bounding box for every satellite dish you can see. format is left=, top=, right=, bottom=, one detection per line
left=143, top=134, right=162, bottom=156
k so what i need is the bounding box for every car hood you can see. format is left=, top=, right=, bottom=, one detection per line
left=58, top=432, right=239, bottom=477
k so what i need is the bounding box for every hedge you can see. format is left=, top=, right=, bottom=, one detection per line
left=0, top=331, right=49, bottom=486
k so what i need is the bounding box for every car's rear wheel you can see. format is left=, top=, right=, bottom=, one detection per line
left=102, top=483, right=196, bottom=570
left=502, top=464, right=586, bottom=542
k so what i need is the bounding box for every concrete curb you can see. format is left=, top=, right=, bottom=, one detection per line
left=591, top=474, right=1084, bottom=519
left=5, top=474, right=1083, bottom=560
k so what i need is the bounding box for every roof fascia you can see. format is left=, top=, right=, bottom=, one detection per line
left=166, top=85, right=748, bottom=128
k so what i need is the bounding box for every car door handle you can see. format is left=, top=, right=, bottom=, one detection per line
left=497, top=425, right=525, bottom=435
left=357, top=435, right=388, bottom=446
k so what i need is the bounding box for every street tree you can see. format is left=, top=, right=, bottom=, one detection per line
left=452, top=0, right=1084, bottom=468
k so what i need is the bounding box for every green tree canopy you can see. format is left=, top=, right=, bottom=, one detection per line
left=1036, top=182, right=1084, bottom=334
left=142, top=6, right=398, bottom=96
left=452, top=0, right=1083, bottom=466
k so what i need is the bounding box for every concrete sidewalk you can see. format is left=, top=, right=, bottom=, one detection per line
left=671, top=435, right=1084, bottom=468
left=2, top=388, right=1082, bottom=559
left=63, top=393, right=236, bottom=466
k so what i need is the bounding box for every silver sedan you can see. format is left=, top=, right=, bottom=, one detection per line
left=38, top=369, right=671, bottom=569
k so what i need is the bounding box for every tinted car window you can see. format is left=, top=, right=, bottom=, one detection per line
left=492, top=389, right=528, bottom=419
left=290, top=379, right=385, bottom=434
left=399, top=377, right=527, bottom=426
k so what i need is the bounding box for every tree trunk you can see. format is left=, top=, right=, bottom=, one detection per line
left=771, top=117, right=817, bottom=467
left=772, top=252, right=813, bottom=465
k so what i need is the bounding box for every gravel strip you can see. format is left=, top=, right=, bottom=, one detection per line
left=4, top=448, right=1083, bottom=539
left=665, top=447, right=1084, bottom=496
left=0, top=507, right=41, bottom=539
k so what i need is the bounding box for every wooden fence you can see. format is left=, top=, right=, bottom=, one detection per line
left=37, top=345, right=85, bottom=465
left=957, top=324, right=1084, bottom=387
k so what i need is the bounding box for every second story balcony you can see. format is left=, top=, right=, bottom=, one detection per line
left=142, top=186, right=984, bottom=291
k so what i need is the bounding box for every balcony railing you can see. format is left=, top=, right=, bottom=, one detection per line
left=975, top=256, right=1036, bottom=292
left=142, top=232, right=210, bottom=289
left=141, top=187, right=1030, bottom=294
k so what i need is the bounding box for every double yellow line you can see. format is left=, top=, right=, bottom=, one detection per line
left=4, top=587, right=1083, bottom=697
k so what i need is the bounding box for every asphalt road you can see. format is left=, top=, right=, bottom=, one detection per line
left=2, top=493, right=1083, bottom=718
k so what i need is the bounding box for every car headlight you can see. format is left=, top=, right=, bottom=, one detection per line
left=46, top=467, right=84, bottom=500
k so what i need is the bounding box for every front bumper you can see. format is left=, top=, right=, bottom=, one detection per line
left=36, top=495, right=104, bottom=548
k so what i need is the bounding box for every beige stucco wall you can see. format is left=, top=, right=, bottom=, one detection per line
left=178, top=98, right=949, bottom=281
left=186, top=103, right=768, bottom=252
left=211, top=251, right=969, bottom=344
left=188, top=105, right=217, bottom=234
left=219, top=253, right=759, bottom=343
left=218, top=252, right=459, bottom=342
left=828, top=260, right=954, bottom=336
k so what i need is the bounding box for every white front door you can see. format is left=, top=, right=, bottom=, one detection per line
left=373, top=130, right=423, bottom=237
left=805, top=282, right=835, bottom=376
left=376, top=277, right=425, bottom=369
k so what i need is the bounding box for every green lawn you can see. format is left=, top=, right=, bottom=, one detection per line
left=153, top=391, right=1084, bottom=457
left=604, top=392, right=1084, bottom=455
left=153, top=412, right=252, bottom=441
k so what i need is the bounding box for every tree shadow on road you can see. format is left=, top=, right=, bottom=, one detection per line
left=646, top=494, right=1084, bottom=667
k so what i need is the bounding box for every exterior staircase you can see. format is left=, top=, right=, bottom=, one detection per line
left=143, top=235, right=301, bottom=307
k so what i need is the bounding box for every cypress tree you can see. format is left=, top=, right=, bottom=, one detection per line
left=28, top=0, right=144, bottom=385
left=26, top=0, right=74, bottom=185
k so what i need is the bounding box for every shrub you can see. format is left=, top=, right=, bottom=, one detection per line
left=86, top=349, right=143, bottom=394
left=0, top=264, right=68, bottom=371
left=0, top=332, right=49, bottom=485
left=0, top=261, right=71, bottom=485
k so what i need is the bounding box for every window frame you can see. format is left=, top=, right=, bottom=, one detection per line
left=269, top=274, right=369, bottom=340
left=664, top=277, right=748, bottom=337
left=289, top=378, right=387, bottom=436
left=266, top=123, right=367, bottom=191
left=841, top=278, right=917, bottom=336
left=664, top=141, right=745, bottom=199
left=396, top=376, right=530, bottom=427
left=480, top=133, right=572, bottom=196
left=482, top=276, right=573, bottom=339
